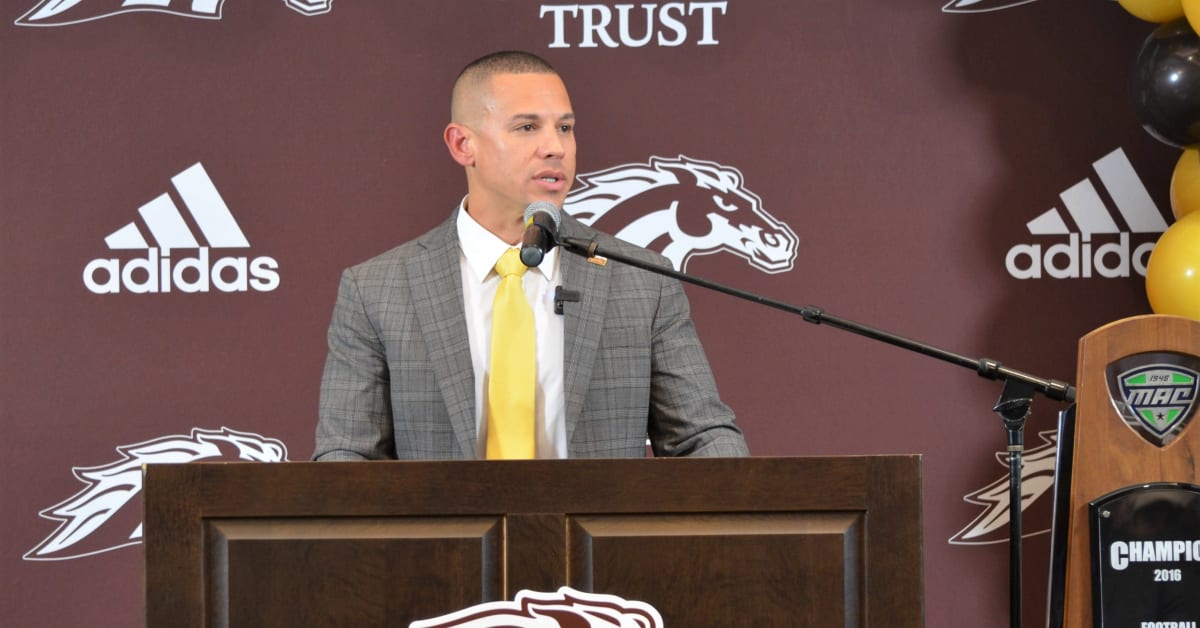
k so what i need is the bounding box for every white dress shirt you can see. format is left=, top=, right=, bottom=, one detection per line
left=456, top=204, right=567, bottom=458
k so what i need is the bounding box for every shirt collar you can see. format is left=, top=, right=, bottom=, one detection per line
left=456, top=199, right=558, bottom=283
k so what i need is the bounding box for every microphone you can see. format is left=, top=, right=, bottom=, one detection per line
left=553, top=286, right=581, bottom=315
left=520, top=201, right=562, bottom=267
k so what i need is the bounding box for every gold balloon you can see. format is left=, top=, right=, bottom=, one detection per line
left=1184, top=0, right=1200, bottom=32
left=1120, top=0, right=1185, bottom=22
left=1146, top=212, right=1200, bottom=320
left=1170, top=148, right=1200, bottom=220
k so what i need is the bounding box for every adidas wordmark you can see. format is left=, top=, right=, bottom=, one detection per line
left=83, top=163, right=280, bottom=294
left=1005, top=148, right=1165, bottom=280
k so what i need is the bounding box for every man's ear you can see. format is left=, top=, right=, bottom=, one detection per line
left=444, top=123, right=474, bottom=167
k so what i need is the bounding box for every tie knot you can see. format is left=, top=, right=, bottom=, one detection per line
left=495, top=248, right=528, bottom=278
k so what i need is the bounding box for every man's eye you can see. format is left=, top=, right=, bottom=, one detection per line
left=519, top=124, right=535, bottom=132
left=559, top=124, right=573, bottom=133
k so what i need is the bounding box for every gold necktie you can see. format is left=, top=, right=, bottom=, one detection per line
left=487, top=248, right=536, bottom=459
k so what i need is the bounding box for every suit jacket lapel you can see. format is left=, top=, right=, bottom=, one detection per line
left=408, top=212, right=478, bottom=458
left=559, top=217, right=611, bottom=448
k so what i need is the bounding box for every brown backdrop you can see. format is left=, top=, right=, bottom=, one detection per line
left=0, top=1, right=1172, bottom=626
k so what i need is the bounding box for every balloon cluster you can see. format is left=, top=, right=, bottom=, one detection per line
left=1123, top=0, right=1200, bottom=320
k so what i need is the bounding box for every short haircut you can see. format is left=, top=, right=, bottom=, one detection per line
left=451, top=51, right=559, bottom=122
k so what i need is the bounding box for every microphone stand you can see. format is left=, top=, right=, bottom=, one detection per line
left=558, top=236, right=1076, bottom=628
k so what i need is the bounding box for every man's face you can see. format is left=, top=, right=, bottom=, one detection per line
left=464, top=72, right=576, bottom=217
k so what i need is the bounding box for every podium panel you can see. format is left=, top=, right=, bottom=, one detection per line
left=144, top=456, right=923, bottom=626
left=570, top=512, right=864, bottom=625
left=204, top=517, right=503, bottom=626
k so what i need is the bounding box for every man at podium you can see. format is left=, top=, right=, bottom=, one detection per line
left=313, top=51, right=747, bottom=461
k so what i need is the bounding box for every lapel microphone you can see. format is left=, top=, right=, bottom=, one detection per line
left=554, top=286, right=581, bottom=315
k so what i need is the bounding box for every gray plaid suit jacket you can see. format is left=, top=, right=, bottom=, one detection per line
left=313, top=210, right=748, bottom=460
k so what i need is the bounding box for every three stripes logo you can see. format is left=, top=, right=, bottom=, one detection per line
left=1005, top=147, right=1167, bottom=279
left=83, top=162, right=280, bottom=294
left=16, top=0, right=332, bottom=27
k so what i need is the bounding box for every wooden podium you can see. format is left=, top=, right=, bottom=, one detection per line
left=1049, top=315, right=1200, bottom=627
left=143, top=456, right=923, bottom=626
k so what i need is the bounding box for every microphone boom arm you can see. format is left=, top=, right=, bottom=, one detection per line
left=560, top=232, right=1073, bottom=628
left=559, top=236, right=1075, bottom=403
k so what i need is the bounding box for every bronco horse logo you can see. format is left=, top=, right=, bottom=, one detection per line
left=410, top=586, right=664, bottom=628
left=564, top=156, right=798, bottom=274
left=941, top=0, right=1040, bottom=12
left=25, top=427, right=288, bottom=561
left=15, top=0, right=331, bottom=27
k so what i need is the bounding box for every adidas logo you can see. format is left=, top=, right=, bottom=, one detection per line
left=83, top=163, right=280, bottom=294
left=1005, top=147, right=1167, bottom=279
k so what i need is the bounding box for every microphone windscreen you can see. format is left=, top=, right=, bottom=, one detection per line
left=524, top=201, right=561, bottom=227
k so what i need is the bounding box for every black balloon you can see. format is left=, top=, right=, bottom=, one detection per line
left=1132, top=18, right=1200, bottom=149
